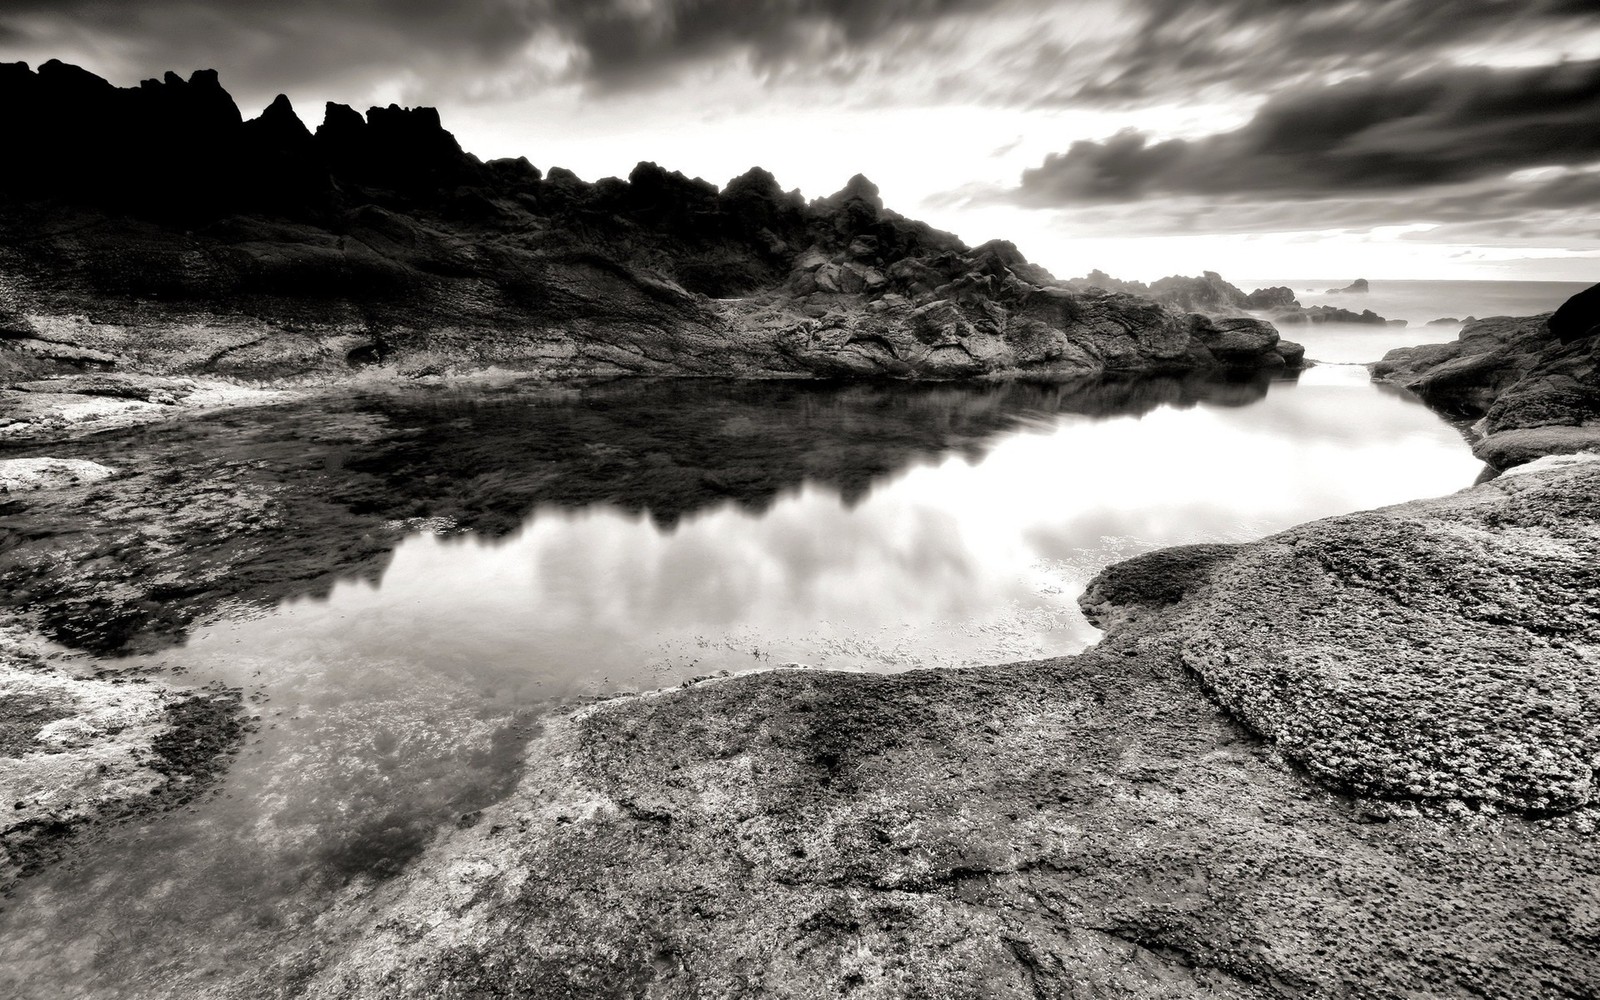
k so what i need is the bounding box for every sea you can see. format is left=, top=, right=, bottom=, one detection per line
left=1237, top=278, right=1592, bottom=365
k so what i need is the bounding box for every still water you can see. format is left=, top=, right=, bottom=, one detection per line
left=1, top=363, right=1482, bottom=997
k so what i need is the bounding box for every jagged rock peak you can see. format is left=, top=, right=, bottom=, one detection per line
left=317, top=101, right=366, bottom=138
left=724, top=166, right=782, bottom=198
left=36, top=58, right=115, bottom=93
left=628, top=160, right=718, bottom=198
left=248, top=93, right=313, bottom=142
left=821, top=173, right=884, bottom=211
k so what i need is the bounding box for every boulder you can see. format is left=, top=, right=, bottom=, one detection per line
left=1244, top=285, right=1298, bottom=310
left=1326, top=278, right=1369, bottom=293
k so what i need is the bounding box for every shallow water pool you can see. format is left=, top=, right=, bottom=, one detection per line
left=0, top=365, right=1482, bottom=998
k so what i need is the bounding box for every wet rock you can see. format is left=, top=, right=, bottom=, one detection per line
left=1326, top=278, right=1369, bottom=293
left=1374, top=286, right=1600, bottom=468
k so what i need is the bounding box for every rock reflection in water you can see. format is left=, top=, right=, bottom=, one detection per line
left=0, top=366, right=1482, bottom=999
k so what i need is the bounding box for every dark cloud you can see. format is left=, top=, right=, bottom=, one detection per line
left=0, top=0, right=993, bottom=99
left=976, top=0, right=1598, bottom=111
left=549, top=0, right=987, bottom=87
left=1017, top=60, right=1600, bottom=204
left=4, top=0, right=1593, bottom=115
left=1073, top=0, right=1594, bottom=104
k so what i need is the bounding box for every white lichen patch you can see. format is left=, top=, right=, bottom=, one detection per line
left=1500, top=450, right=1600, bottom=478
left=0, top=662, right=169, bottom=825
left=0, top=457, right=117, bottom=493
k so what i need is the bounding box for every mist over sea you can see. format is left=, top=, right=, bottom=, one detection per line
left=1238, top=279, right=1592, bottom=364
left=1242, top=279, right=1590, bottom=325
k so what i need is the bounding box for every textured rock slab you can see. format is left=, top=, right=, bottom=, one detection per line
left=1107, top=456, right=1600, bottom=813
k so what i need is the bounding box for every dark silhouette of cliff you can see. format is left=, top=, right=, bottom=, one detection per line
left=0, top=61, right=1302, bottom=380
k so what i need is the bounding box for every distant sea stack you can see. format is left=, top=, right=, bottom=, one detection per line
left=1326, top=278, right=1370, bottom=294
left=0, top=60, right=1304, bottom=387
left=1066, top=269, right=1399, bottom=327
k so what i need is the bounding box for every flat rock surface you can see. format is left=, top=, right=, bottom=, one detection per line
left=288, top=459, right=1600, bottom=999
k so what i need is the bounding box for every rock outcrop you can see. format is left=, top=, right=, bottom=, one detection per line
left=1551, top=281, right=1600, bottom=343
left=0, top=62, right=1301, bottom=384
left=284, top=456, right=1600, bottom=1000
left=1326, top=278, right=1369, bottom=294
left=1373, top=283, right=1600, bottom=468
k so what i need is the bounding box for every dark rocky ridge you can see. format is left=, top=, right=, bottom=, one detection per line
left=1373, top=281, right=1600, bottom=469
left=0, top=61, right=1301, bottom=384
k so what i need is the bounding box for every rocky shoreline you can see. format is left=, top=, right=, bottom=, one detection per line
left=1, top=57, right=1598, bottom=1000
left=0, top=307, right=1594, bottom=993
left=1373, top=292, right=1600, bottom=470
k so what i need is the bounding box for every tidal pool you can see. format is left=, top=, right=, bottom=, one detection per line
left=0, top=364, right=1482, bottom=998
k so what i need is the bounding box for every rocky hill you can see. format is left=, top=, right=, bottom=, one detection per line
left=0, top=61, right=1301, bottom=387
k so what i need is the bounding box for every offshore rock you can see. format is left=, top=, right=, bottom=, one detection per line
left=1374, top=284, right=1600, bottom=468
left=1325, top=278, right=1369, bottom=294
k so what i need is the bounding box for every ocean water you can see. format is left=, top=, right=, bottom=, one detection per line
left=1238, top=278, right=1591, bottom=365
left=0, top=368, right=1483, bottom=997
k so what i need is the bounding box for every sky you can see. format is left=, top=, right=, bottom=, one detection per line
left=2, top=0, right=1598, bottom=281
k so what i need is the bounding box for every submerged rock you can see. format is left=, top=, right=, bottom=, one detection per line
left=0, top=629, right=247, bottom=893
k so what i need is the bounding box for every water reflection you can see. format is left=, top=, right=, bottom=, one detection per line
left=0, top=366, right=1482, bottom=998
